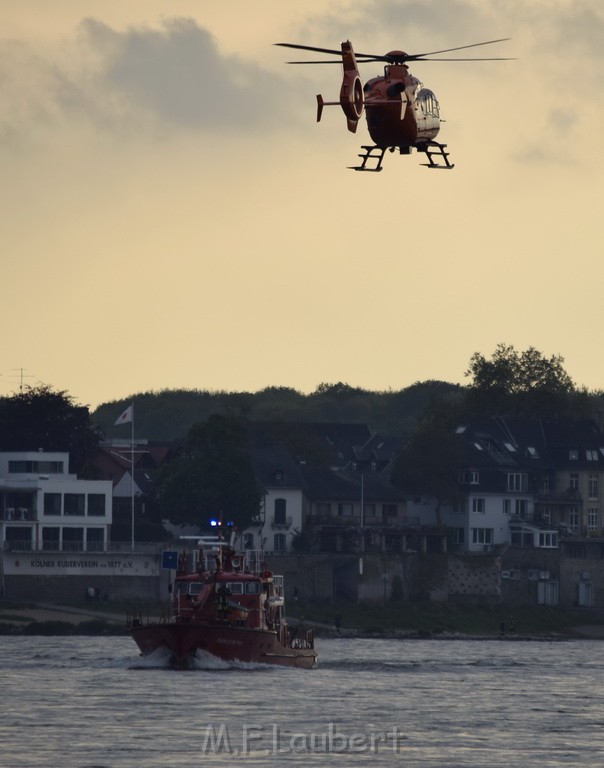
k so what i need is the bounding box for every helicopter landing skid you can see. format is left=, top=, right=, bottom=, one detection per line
left=349, top=146, right=387, bottom=172
left=416, top=141, right=455, bottom=169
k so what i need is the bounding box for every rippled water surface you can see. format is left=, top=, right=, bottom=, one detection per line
left=1, top=635, right=604, bottom=767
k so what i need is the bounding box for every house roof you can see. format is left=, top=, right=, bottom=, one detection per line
left=301, top=422, right=372, bottom=468
left=299, top=465, right=403, bottom=502
left=453, top=416, right=604, bottom=477
left=248, top=427, right=309, bottom=491
left=250, top=440, right=309, bottom=492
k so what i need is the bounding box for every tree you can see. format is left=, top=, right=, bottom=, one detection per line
left=0, top=385, right=101, bottom=473
left=155, top=414, right=262, bottom=530
left=464, top=344, right=579, bottom=416
left=390, top=416, right=463, bottom=525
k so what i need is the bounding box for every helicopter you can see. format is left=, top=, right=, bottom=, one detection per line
left=276, top=38, right=512, bottom=172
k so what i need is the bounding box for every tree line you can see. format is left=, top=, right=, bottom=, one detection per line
left=2, top=345, right=601, bottom=536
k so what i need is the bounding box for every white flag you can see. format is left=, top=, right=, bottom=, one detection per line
left=114, top=404, right=133, bottom=426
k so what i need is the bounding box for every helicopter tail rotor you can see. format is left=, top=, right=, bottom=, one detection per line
left=312, top=42, right=364, bottom=132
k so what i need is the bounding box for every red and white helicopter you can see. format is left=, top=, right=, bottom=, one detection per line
left=276, top=39, right=512, bottom=172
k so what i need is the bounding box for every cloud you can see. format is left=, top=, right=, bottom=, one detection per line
left=0, top=16, right=292, bottom=146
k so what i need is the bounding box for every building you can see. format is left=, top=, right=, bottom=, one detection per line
left=243, top=433, right=308, bottom=554
left=403, top=417, right=604, bottom=558
left=0, top=450, right=113, bottom=552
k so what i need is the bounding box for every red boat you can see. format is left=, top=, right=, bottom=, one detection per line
left=128, top=535, right=316, bottom=669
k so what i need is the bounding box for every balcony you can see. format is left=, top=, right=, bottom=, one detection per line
left=1, top=507, right=37, bottom=522
left=271, top=516, right=292, bottom=529
left=4, top=540, right=167, bottom=554
left=304, top=514, right=420, bottom=530
left=535, top=489, right=582, bottom=505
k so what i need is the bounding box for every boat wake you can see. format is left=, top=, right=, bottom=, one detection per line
left=192, top=649, right=273, bottom=672
left=127, top=646, right=172, bottom=669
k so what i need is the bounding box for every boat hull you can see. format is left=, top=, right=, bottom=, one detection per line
left=129, top=622, right=317, bottom=669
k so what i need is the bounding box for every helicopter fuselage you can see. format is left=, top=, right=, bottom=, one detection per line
left=363, top=62, right=441, bottom=149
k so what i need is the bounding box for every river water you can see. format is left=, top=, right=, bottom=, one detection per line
left=1, top=635, right=603, bottom=767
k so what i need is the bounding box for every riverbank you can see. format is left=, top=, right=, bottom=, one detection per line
left=287, top=599, right=604, bottom=640
left=0, top=600, right=126, bottom=636
left=2, top=598, right=604, bottom=639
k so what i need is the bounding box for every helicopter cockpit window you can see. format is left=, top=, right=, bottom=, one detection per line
left=417, top=89, right=440, bottom=118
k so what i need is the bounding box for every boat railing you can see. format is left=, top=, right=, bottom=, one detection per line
left=242, top=549, right=266, bottom=574
left=127, top=606, right=170, bottom=628
left=288, top=626, right=315, bottom=650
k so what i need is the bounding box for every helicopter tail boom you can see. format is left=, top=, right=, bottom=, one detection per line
left=339, top=41, right=364, bottom=132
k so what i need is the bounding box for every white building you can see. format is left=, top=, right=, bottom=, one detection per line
left=0, top=451, right=113, bottom=552
left=243, top=486, right=305, bottom=554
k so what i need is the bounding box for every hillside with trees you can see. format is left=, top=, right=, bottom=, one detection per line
left=92, top=380, right=464, bottom=442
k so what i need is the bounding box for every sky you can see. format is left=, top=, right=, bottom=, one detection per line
left=1, top=1, right=602, bottom=408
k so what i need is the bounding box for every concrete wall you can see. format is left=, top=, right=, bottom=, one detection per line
left=5, top=548, right=604, bottom=611
left=3, top=574, right=165, bottom=603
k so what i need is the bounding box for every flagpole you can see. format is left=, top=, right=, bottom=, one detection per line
left=131, top=403, right=135, bottom=551
left=114, top=403, right=135, bottom=551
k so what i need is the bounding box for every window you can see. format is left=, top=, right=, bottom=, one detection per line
left=569, top=507, right=579, bottom=532
left=454, top=528, right=465, bottom=544
left=587, top=450, right=599, bottom=461
left=43, top=493, right=62, bottom=516
left=8, top=460, right=64, bottom=474
left=507, top=473, right=527, bottom=492
left=87, top=494, right=106, bottom=516
left=315, top=502, right=331, bottom=516
left=472, top=528, right=493, bottom=545
left=569, top=473, right=579, bottom=490
left=503, top=499, right=511, bottom=515
left=338, top=503, right=353, bottom=517
left=460, top=470, right=480, bottom=484
left=62, top=527, right=84, bottom=551
left=42, top=527, right=60, bottom=551
left=382, top=504, right=397, bottom=517
left=589, top=475, right=599, bottom=500
left=274, top=533, right=286, bottom=551
left=588, top=508, right=599, bottom=532
left=515, top=500, right=528, bottom=519
left=569, top=450, right=579, bottom=460
left=538, top=532, right=558, bottom=548
left=542, top=507, right=552, bottom=524
left=472, top=498, right=485, bottom=514
left=86, top=528, right=104, bottom=551
left=64, top=494, right=85, bottom=516
left=224, top=582, right=244, bottom=595
left=363, top=503, right=376, bottom=519
left=274, top=498, right=287, bottom=525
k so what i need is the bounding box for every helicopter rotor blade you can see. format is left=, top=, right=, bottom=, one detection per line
left=277, top=39, right=512, bottom=65
left=404, top=37, right=511, bottom=60
left=276, top=42, right=388, bottom=61
left=285, top=58, right=385, bottom=65
left=410, top=56, right=515, bottom=62
left=275, top=43, right=346, bottom=57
